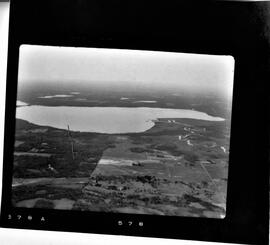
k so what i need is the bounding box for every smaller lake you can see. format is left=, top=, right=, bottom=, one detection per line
left=133, top=101, right=157, bottom=103
left=16, top=103, right=224, bottom=133
left=39, top=94, right=74, bottom=99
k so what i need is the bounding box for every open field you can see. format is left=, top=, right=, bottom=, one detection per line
left=12, top=117, right=229, bottom=218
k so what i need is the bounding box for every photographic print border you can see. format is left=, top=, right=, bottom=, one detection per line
left=0, top=0, right=269, bottom=244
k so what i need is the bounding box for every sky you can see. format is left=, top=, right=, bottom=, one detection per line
left=18, top=44, right=235, bottom=97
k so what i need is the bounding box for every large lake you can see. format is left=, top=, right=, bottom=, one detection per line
left=16, top=103, right=224, bottom=133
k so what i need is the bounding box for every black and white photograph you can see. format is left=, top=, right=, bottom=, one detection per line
left=12, top=44, right=234, bottom=218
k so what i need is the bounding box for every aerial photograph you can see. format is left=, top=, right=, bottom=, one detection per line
left=12, top=44, right=234, bottom=218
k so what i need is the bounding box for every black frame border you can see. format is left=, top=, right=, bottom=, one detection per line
left=1, top=0, right=269, bottom=244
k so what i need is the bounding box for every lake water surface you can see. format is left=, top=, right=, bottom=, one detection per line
left=16, top=103, right=224, bottom=133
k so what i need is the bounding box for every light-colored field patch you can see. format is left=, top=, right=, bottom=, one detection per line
left=75, top=98, right=87, bottom=101
left=98, top=158, right=134, bottom=166
left=12, top=178, right=52, bottom=187
left=28, top=128, right=48, bottom=133
left=53, top=198, right=75, bottom=210
left=113, top=206, right=164, bottom=215
left=189, top=202, right=205, bottom=209
left=14, top=152, right=52, bottom=157
left=15, top=140, right=24, bottom=147
left=15, top=198, right=41, bottom=208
